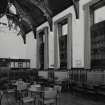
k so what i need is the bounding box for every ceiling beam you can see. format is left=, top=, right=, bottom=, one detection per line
left=28, top=0, right=53, bottom=31
left=72, top=0, right=79, bottom=19
left=13, top=0, right=33, bottom=43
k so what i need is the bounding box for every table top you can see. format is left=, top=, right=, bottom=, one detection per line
left=28, top=87, right=43, bottom=93
left=28, top=86, right=54, bottom=93
left=12, top=82, right=30, bottom=86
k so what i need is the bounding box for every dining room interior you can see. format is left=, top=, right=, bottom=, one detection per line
left=0, top=0, right=105, bottom=105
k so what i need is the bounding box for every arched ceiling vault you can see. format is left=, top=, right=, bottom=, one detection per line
left=0, top=0, right=79, bottom=44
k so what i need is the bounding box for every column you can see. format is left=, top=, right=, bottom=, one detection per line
left=54, top=23, right=60, bottom=69
left=67, top=14, right=72, bottom=69
left=44, top=27, right=49, bottom=69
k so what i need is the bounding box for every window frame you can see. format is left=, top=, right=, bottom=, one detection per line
left=54, top=13, right=72, bottom=70
left=83, top=0, right=105, bottom=69
left=36, top=27, right=49, bottom=70
left=58, top=19, right=68, bottom=69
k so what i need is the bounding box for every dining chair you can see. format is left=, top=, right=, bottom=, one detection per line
left=0, top=91, right=3, bottom=105
left=54, top=85, right=62, bottom=105
left=54, top=85, right=62, bottom=96
left=21, top=95, right=35, bottom=105
left=17, top=86, right=36, bottom=105
left=39, top=88, right=57, bottom=105
left=6, top=88, right=16, bottom=100
left=29, top=84, right=41, bottom=97
left=15, top=80, right=30, bottom=103
left=28, top=84, right=42, bottom=105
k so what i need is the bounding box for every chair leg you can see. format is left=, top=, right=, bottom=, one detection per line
left=19, top=100, right=23, bottom=105
left=56, top=98, right=57, bottom=105
left=34, top=100, right=36, bottom=105
left=22, top=101, right=24, bottom=105
left=18, top=101, right=20, bottom=105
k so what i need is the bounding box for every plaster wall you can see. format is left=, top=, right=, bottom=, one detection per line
left=0, top=27, right=26, bottom=59
left=37, top=0, right=92, bottom=68
left=0, top=16, right=37, bottom=68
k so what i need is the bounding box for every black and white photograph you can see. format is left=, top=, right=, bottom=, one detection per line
left=0, top=0, right=105, bottom=105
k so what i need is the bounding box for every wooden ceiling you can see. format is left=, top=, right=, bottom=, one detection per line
left=49, top=0, right=73, bottom=16
left=0, top=0, right=78, bottom=43
left=13, top=0, right=73, bottom=28
left=0, top=0, right=73, bottom=27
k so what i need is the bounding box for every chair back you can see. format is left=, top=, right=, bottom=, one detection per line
left=0, top=91, right=3, bottom=99
left=54, top=85, right=62, bottom=93
left=44, top=87, right=53, bottom=91
left=35, top=84, right=41, bottom=88
left=44, top=89, right=57, bottom=99
left=15, top=80, right=27, bottom=91
left=30, top=84, right=41, bottom=90
left=29, top=86, right=40, bottom=91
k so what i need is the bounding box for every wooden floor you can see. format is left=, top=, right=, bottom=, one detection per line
left=1, top=92, right=105, bottom=105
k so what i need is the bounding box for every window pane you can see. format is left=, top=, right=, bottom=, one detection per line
left=94, top=6, right=105, bottom=23
left=43, top=34, right=45, bottom=43
left=10, top=62, right=14, bottom=68
left=62, top=24, right=68, bottom=36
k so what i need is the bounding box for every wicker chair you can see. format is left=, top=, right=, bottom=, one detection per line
left=54, top=85, right=62, bottom=105
left=39, top=88, right=57, bottom=105
left=17, top=87, right=36, bottom=105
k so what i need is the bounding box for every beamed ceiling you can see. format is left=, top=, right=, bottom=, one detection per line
left=0, top=0, right=79, bottom=43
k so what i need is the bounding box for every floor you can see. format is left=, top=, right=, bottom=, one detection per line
left=1, top=91, right=105, bottom=105
left=61, top=92, right=105, bottom=105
